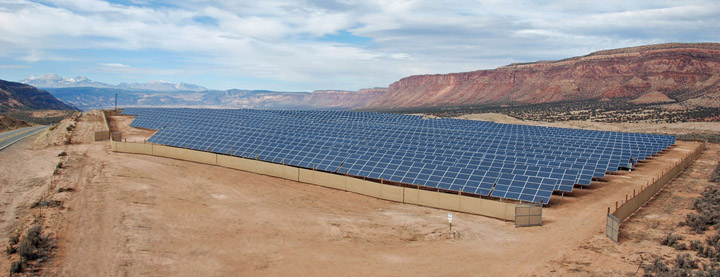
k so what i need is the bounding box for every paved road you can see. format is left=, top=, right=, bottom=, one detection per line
left=0, top=125, right=48, bottom=151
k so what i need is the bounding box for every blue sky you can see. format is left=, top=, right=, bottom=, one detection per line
left=0, top=0, right=718, bottom=91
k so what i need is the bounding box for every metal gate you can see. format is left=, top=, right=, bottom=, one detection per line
left=515, top=203, right=542, bottom=227
left=606, top=213, right=620, bottom=243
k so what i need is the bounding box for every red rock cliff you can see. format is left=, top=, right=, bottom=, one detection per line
left=366, top=43, right=720, bottom=109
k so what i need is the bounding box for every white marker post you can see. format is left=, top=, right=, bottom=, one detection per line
left=448, top=213, right=453, bottom=232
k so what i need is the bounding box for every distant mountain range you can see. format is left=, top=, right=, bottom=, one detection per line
left=21, top=74, right=207, bottom=92
left=22, top=74, right=387, bottom=111
left=12, top=43, right=720, bottom=113
left=45, top=87, right=386, bottom=111
left=366, top=43, right=720, bottom=110
left=0, top=79, right=76, bottom=111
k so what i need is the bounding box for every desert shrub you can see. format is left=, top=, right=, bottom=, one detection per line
left=712, top=161, right=720, bottom=183
left=25, top=226, right=42, bottom=245
left=697, top=246, right=719, bottom=262
left=674, top=242, right=688, bottom=251
left=5, top=245, right=16, bottom=255
left=57, top=151, right=67, bottom=157
left=17, top=239, right=37, bottom=260
left=698, top=263, right=720, bottom=276
left=691, top=240, right=704, bottom=251
left=708, top=235, right=720, bottom=247
left=9, top=224, right=55, bottom=274
left=29, top=200, right=62, bottom=209
left=9, top=261, right=22, bottom=274
left=674, top=253, right=698, bottom=269
left=683, top=187, right=720, bottom=233
left=6, top=232, right=20, bottom=254
left=57, top=187, right=74, bottom=193
left=56, top=162, right=63, bottom=169
left=16, top=224, right=48, bottom=262
left=675, top=133, right=720, bottom=143
left=644, top=257, right=670, bottom=276
left=662, top=233, right=684, bottom=247
left=686, top=213, right=711, bottom=233
left=9, top=232, right=19, bottom=246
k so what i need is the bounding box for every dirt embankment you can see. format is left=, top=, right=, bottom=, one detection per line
left=2, top=112, right=718, bottom=276
left=0, top=110, right=103, bottom=274
left=0, top=116, right=29, bottom=131
left=107, top=115, right=156, bottom=143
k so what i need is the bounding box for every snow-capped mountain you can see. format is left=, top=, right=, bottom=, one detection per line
left=117, top=80, right=207, bottom=91
left=21, top=74, right=206, bottom=92
left=21, top=74, right=114, bottom=89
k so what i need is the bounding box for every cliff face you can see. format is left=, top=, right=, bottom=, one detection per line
left=367, top=43, right=720, bottom=109
left=0, top=79, right=76, bottom=112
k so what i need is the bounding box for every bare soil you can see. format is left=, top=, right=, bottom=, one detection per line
left=1, top=111, right=718, bottom=276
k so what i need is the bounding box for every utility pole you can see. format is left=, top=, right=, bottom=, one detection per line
left=115, top=93, right=118, bottom=112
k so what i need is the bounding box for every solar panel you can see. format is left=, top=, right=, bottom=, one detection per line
left=121, top=107, right=675, bottom=205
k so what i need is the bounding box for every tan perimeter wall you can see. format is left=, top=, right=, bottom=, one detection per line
left=95, top=110, right=112, bottom=141
left=612, top=142, right=706, bottom=222
left=111, top=141, right=518, bottom=221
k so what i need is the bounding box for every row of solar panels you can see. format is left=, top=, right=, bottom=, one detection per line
left=130, top=108, right=673, bottom=160
left=142, top=120, right=667, bottom=174
left=127, top=109, right=673, bottom=183
left=131, top=108, right=672, bottom=145
left=122, top=108, right=675, bottom=204
left=147, top=120, right=662, bottom=180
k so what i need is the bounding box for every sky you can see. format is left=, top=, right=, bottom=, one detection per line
left=0, top=0, right=718, bottom=91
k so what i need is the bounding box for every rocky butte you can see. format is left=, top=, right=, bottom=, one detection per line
left=366, top=43, right=720, bottom=110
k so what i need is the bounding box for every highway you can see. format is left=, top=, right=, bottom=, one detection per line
left=0, top=125, right=48, bottom=151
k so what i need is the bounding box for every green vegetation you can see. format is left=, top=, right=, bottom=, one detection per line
left=370, top=98, right=720, bottom=124
left=8, top=224, right=54, bottom=275
left=57, top=187, right=74, bottom=193
left=660, top=233, right=684, bottom=248
left=711, top=161, right=720, bottom=183
left=29, top=200, right=62, bottom=209
left=683, top=187, right=720, bottom=233
left=675, top=133, right=720, bottom=143
left=649, top=184, right=720, bottom=276
left=649, top=234, right=720, bottom=276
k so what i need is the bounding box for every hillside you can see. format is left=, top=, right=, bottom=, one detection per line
left=0, top=79, right=76, bottom=111
left=0, top=115, right=29, bottom=131
left=365, top=43, right=720, bottom=110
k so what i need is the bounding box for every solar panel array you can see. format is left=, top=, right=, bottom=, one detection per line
left=121, top=108, right=675, bottom=205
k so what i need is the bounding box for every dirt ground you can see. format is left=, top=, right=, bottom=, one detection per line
left=1, top=111, right=718, bottom=276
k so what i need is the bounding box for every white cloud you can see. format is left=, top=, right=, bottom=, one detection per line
left=100, top=63, right=130, bottom=68
left=0, top=0, right=718, bottom=91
